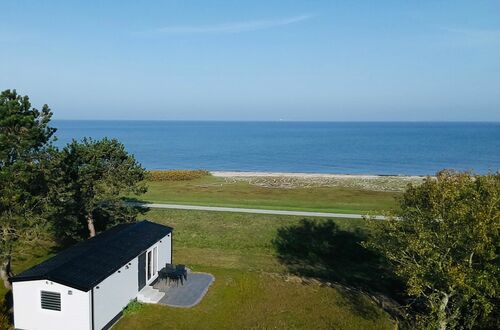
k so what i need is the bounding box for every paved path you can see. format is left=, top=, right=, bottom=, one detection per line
left=158, top=273, right=214, bottom=308
left=130, top=202, right=387, bottom=220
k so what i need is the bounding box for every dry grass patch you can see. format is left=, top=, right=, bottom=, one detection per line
left=222, top=175, right=423, bottom=192
left=148, top=169, right=211, bottom=181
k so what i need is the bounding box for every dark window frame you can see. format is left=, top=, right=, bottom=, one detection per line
left=147, top=250, right=152, bottom=280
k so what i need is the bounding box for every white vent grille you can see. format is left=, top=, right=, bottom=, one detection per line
left=41, top=291, right=61, bottom=311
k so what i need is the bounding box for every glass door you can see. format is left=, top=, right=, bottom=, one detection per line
left=146, top=246, right=159, bottom=283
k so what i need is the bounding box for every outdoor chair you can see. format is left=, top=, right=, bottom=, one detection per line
left=156, top=269, right=169, bottom=289
left=176, top=264, right=188, bottom=281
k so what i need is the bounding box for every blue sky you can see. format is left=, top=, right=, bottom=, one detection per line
left=1, top=0, right=499, bottom=121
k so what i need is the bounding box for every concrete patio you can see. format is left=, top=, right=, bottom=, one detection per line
left=153, top=273, right=214, bottom=308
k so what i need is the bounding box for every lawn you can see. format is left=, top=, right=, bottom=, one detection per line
left=1, top=209, right=398, bottom=329
left=133, top=176, right=400, bottom=214
left=114, top=266, right=393, bottom=330
left=113, top=209, right=398, bottom=329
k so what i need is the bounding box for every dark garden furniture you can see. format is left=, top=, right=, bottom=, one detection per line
left=156, top=263, right=188, bottom=288
left=175, top=264, right=188, bottom=281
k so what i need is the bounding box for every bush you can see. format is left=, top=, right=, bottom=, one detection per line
left=0, top=313, right=11, bottom=329
left=123, top=300, right=144, bottom=316
left=0, top=299, right=12, bottom=330
left=147, top=169, right=211, bottom=181
left=0, top=314, right=11, bottom=330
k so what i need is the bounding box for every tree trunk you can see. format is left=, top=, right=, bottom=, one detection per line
left=87, top=213, right=96, bottom=238
left=0, top=256, right=13, bottom=290
left=438, top=292, right=450, bottom=330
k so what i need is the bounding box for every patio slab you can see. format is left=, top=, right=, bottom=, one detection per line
left=157, top=273, right=214, bottom=308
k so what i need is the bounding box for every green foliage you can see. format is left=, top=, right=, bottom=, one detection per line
left=0, top=312, right=11, bottom=330
left=123, top=300, right=144, bottom=316
left=48, top=138, right=147, bottom=241
left=147, top=169, right=210, bottom=181
left=1, top=89, right=149, bottom=247
left=0, top=89, right=56, bottom=167
left=366, top=170, right=499, bottom=329
left=0, top=89, right=55, bottom=288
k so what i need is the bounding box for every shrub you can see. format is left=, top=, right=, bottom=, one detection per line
left=366, top=170, right=499, bottom=329
left=0, top=299, right=12, bottom=330
left=123, top=300, right=144, bottom=316
left=147, top=169, right=211, bottom=181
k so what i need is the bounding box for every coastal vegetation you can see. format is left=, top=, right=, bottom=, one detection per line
left=137, top=174, right=400, bottom=214
left=49, top=138, right=146, bottom=241
left=0, top=90, right=147, bottom=325
left=217, top=173, right=424, bottom=192
left=145, top=169, right=423, bottom=191
left=366, top=170, right=499, bottom=329
left=1, top=90, right=498, bottom=329
left=0, top=89, right=56, bottom=290
left=148, top=169, right=211, bottom=181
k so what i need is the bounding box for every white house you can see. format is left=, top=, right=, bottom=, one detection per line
left=11, top=220, right=173, bottom=330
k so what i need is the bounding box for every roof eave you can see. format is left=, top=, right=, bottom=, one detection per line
left=11, top=276, right=92, bottom=292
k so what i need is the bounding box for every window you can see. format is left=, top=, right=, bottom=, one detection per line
left=41, top=291, right=61, bottom=311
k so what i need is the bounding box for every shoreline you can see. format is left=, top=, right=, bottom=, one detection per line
left=147, top=169, right=426, bottom=191
left=210, top=171, right=426, bottom=179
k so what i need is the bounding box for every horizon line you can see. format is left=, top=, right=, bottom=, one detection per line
left=51, top=119, right=500, bottom=123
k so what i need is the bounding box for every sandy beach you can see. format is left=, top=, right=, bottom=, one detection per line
left=211, top=171, right=425, bottom=180
left=210, top=171, right=425, bottom=191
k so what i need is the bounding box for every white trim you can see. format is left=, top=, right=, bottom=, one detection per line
left=145, top=242, right=161, bottom=285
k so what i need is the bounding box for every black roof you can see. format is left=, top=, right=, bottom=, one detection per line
left=11, top=220, right=172, bottom=291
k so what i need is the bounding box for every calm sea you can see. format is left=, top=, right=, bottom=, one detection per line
left=52, top=121, right=499, bottom=176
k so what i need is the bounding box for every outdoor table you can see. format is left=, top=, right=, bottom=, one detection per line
left=160, top=264, right=187, bottom=287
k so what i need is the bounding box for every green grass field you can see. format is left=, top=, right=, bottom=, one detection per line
left=3, top=177, right=400, bottom=329
left=1, top=209, right=397, bottom=329
left=113, top=209, right=397, bottom=329
left=114, top=267, right=393, bottom=330
left=133, top=176, right=400, bottom=214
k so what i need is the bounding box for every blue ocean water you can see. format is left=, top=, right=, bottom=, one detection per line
left=52, top=121, right=499, bottom=176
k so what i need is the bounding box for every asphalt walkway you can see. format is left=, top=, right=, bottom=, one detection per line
left=131, top=202, right=387, bottom=220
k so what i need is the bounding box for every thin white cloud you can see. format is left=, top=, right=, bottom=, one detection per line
left=138, top=14, right=313, bottom=36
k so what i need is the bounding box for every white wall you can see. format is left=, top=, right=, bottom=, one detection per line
left=93, top=232, right=172, bottom=329
left=93, top=256, right=138, bottom=330
left=13, top=280, right=91, bottom=330
left=13, top=232, right=172, bottom=330
left=157, top=232, right=172, bottom=267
